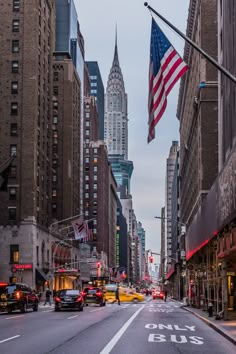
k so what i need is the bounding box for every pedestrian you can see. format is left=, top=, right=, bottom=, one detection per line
left=115, top=284, right=120, bottom=305
left=44, top=288, right=52, bottom=306
left=164, top=289, right=168, bottom=302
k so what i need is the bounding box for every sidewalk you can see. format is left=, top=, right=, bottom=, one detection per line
left=181, top=304, right=236, bottom=345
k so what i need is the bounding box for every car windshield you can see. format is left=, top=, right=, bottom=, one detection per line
left=59, top=290, right=80, bottom=296
left=5, top=285, right=17, bottom=294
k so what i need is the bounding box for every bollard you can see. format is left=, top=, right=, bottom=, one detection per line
left=208, top=302, right=213, bottom=317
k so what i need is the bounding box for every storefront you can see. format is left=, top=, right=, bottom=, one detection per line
left=53, top=269, right=80, bottom=291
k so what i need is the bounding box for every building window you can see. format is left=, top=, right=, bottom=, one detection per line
left=10, top=244, right=19, bottom=263
left=8, top=207, right=16, bottom=221
left=94, top=175, right=97, bottom=181
left=52, top=175, right=57, bottom=182
left=13, top=0, right=20, bottom=11
left=52, top=203, right=57, bottom=210
left=85, top=210, right=89, bottom=216
left=85, top=157, right=89, bottom=163
left=12, top=40, right=19, bottom=53
left=9, top=187, right=16, bottom=200
left=53, top=86, right=58, bottom=95
left=86, top=112, right=90, bottom=118
left=93, top=148, right=98, bottom=154
left=10, top=165, right=16, bottom=177
left=53, top=72, right=59, bottom=81
left=85, top=148, right=89, bottom=154
left=93, top=192, right=97, bottom=199
left=85, top=130, right=89, bottom=136
left=10, top=123, right=17, bottom=136
left=53, top=101, right=58, bottom=109
left=11, top=102, right=18, bottom=115
left=12, top=19, right=19, bottom=32
left=93, top=228, right=97, bottom=234
left=85, top=139, right=90, bottom=144
left=12, top=61, right=19, bottom=73
left=85, top=175, right=89, bottom=181
left=52, top=189, right=57, bottom=198
left=86, top=121, right=90, bottom=127
left=91, top=89, right=97, bottom=94
left=85, top=184, right=89, bottom=190
left=10, top=145, right=17, bottom=157
left=52, top=159, right=58, bottom=167
left=93, top=166, right=98, bottom=172
left=85, top=193, right=89, bottom=199
left=93, top=158, right=98, bottom=163
left=11, top=81, right=18, bottom=94
left=93, top=183, right=97, bottom=190
left=53, top=116, right=58, bottom=124
left=91, top=82, right=97, bottom=87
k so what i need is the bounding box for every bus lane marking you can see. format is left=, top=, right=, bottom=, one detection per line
left=100, top=305, right=144, bottom=354
left=145, top=323, right=204, bottom=345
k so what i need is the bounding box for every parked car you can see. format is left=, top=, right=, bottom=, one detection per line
left=55, top=289, right=84, bottom=311
left=152, top=290, right=165, bottom=300
left=0, top=283, right=39, bottom=313
left=82, top=287, right=106, bottom=306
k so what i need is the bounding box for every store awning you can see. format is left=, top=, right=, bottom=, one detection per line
left=36, top=268, right=48, bottom=281
left=165, top=266, right=176, bottom=281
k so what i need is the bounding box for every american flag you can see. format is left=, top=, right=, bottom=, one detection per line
left=71, top=216, right=93, bottom=242
left=148, top=18, right=188, bottom=143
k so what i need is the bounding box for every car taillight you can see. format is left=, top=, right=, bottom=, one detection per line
left=15, top=291, right=20, bottom=299
left=81, top=292, right=86, bottom=297
left=96, top=292, right=102, bottom=297
left=76, top=296, right=82, bottom=302
left=55, top=296, right=61, bottom=302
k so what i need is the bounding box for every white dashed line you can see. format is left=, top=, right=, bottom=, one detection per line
left=67, top=315, right=78, bottom=320
left=0, top=335, right=21, bottom=344
left=5, top=315, right=25, bottom=320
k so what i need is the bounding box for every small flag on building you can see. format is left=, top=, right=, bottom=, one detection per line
left=71, top=216, right=88, bottom=240
left=148, top=18, right=188, bottom=143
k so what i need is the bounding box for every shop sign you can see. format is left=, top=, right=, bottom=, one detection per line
left=227, top=271, right=236, bottom=276
left=13, top=263, right=33, bottom=270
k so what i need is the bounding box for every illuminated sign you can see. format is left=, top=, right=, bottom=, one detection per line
left=13, top=263, right=33, bottom=270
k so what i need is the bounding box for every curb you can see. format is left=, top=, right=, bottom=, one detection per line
left=182, top=306, right=236, bottom=346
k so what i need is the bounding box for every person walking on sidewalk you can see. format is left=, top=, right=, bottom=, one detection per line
left=44, top=288, right=52, bottom=306
left=115, top=284, right=120, bottom=305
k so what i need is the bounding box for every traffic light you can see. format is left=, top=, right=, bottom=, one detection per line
left=96, top=262, right=101, bottom=268
left=149, top=255, right=154, bottom=263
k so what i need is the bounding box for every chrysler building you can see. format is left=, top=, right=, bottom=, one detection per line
left=104, top=33, right=128, bottom=160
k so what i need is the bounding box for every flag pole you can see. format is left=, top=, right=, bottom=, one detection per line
left=144, top=2, right=236, bottom=85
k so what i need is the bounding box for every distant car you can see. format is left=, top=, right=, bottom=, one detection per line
left=82, top=287, right=106, bottom=306
left=0, top=283, right=39, bottom=313
left=55, top=289, right=84, bottom=311
left=152, top=290, right=165, bottom=300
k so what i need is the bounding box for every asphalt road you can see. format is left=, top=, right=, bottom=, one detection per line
left=0, top=299, right=235, bottom=354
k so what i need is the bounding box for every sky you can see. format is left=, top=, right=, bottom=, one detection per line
left=75, top=0, right=190, bottom=262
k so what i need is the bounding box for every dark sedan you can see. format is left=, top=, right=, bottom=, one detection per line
left=55, top=289, right=84, bottom=311
left=82, top=287, right=106, bottom=306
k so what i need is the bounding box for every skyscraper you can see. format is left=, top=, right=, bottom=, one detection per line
left=86, top=61, right=105, bottom=140
left=104, top=33, right=128, bottom=159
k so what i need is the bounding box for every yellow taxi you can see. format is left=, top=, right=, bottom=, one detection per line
left=104, top=284, right=145, bottom=303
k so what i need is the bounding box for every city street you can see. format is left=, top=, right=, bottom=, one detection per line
left=0, top=299, right=235, bottom=354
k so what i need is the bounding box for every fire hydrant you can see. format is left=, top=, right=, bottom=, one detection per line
left=208, top=302, right=213, bottom=317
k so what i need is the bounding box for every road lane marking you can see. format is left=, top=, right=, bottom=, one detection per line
left=5, top=315, right=25, bottom=320
left=67, top=315, right=78, bottom=320
left=99, top=305, right=144, bottom=354
left=0, top=335, right=21, bottom=344
left=89, top=308, right=106, bottom=313
left=42, top=310, right=54, bottom=313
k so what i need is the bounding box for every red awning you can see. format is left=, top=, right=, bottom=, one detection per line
left=165, top=266, right=176, bottom=280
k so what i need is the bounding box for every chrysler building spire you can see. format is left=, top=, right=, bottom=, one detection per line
left=104, top=28, right=128, bottom=159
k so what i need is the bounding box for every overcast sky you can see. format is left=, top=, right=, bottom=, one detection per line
left=75, top=0, right=189, bottom=262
